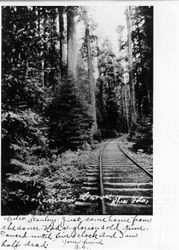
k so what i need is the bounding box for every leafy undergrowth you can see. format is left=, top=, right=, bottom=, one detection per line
left=118, top=134, right=153, bottom=171
left=2, top=143, right=102, bottom=215
left=131, top=131, right=153, bottom=154
left=131, top=118, right=153, bottom=154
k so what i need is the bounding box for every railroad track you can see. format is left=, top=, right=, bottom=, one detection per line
left=75, top=139, right=153, bottom=215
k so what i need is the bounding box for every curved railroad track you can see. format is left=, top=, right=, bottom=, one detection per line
left=75, top=139, right=153, bottom=215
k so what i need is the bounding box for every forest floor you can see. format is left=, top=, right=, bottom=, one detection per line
left=117, top=134, right=153, bottom=171
left=2, top=135, right=153, bottom=215
left=2, top=142, right=104, bottom=215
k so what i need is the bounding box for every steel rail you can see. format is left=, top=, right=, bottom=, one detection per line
left=117, top=142, right=153, bottom=179
left=99, top=138, right=152, bottom=215
left=99, top=142, right=107, bottom=215
left=99, top=139, right=114, bottom=214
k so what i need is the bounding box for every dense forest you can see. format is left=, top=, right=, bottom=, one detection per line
left=1, top=6, right=153, bottom=215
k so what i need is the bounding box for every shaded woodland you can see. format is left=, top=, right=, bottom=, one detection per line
left=1, top=6, right=153, bottom=215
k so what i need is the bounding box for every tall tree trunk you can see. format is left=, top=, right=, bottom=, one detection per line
left=37, top=7, right=48, bottom=88
left=55, top=8, right=60, bottom=52
left=85, top=17, right=97, bottom=136
left=126, top=7, right=137, bottom=136
left=99, top=78, right=105, bottom=117
left=53, top=7, right=66, bottom=95
left=54, top=7, right=67, bottom=92
left=37, top=7, right=45, bottom=87
left=67, top=9, right=78, bottom=80
left=120, top=83, right=128, bottom=132
left=136, top=7, right=153, bottom=113
left=58, top=7, right=66, bottom=80
left=117, top=29, right=128, bottom=132
left=124, top=79, right=130, bottom=133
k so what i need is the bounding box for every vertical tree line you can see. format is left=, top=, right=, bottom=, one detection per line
left=115, top=6, right=153, bottom=136
left=1, top=6, right=97, bottom=172
left=2, top=6, right=153, bottom=179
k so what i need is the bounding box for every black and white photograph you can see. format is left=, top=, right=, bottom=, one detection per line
left=1, top=4, right=153, bottom=216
